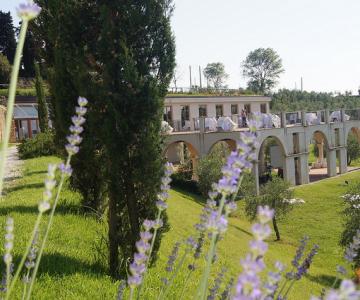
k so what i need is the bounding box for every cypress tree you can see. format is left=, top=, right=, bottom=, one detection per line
left=33, top=0, right=175, bottom=277
left=98, top=0, right=175, bottom=277
left=34, top=62, right=48, bottom=132
left=0, top=11, right=16, bottom=64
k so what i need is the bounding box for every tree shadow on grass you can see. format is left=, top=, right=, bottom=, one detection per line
left=13, top=252, right=107, bottom=277
left=0, top=202, right=91, bottom=217
left=4, top=182, right=44, bottom=194
left=24, top=170, right=48, bottom=176
left=229, top=224, right=252, bottom=237
left=172, top=187, right=206, bottom=206
left=304, top=273, right=340, bottom=289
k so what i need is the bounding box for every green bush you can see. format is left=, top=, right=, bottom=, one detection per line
left=0, top=53, right=11, bottom=84
left=196, top=142, right=230, bottom=197
left=18, top=131, right=57, bottom=159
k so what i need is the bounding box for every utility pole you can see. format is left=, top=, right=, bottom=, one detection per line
left=189, top=65, right=192, bottom=91
left=301, top=77, right=303, bottom=91
left=199, top=66, right=202, bottom=88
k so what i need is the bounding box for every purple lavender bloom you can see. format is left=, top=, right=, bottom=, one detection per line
left=75, top=106, right=87, bottom=116
left=156, top=200, right=168, bottom=211
left=139, top=231, right=152, bottom=242
left=130, top=262, right=146, bottom=275
left=58, top=163, right=73, bottom=176
left=78, top=96, right=88, bottom=107
left=134, top=253, right=147, bottom=264
left=142, top=219, right=154, bottom=231
left=165, top=242, right=180, bottom=272
left=69, top=125, right=84, bottom=135
left=292, top=236, right=309, bottom=268
left=322, top=279, right=360, bottom=300
left=65, top=144, right=79, bottom=155
left=66, top=134, right=83, bottom=145
left=257, top=206, right=274, bottom=224
left=3, top=218, right=14, bottom=265
left=208, top=268, right=226, bottom=300
left=344, top=229, right=360, bottom=263
left=153, top=219, right=163, bottom=229
left=249, top=240, right=268, bottom=256
left=17, top=1, right=41, bottom=21
left=251, top=223, right=271, bottom=241
left=127, top=274, right=142, bottom=289
left=71, top=115, right=86, bottom=127
left=135, top=240, right=150, bottom=253
left=295, top=244, right=319, bottom=280
left=205, top=211, right=228, bottom=234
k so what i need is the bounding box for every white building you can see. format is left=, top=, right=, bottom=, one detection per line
left=163, top=95, right=271, bottom=131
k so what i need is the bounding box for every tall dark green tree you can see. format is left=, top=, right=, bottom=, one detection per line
left=34, top=62, right=48, bottom=131
left=0, top=11, right=16, bottom=64
left=34, top=0, right=175, bottom=277
left=98, top=1, right=175, bottom=277
left=242, top=48, right=284, bottom=94
left=21, top=29, right=37, bottom=77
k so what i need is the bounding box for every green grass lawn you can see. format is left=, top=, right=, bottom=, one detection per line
left=0, top=156, right=359, bottom=299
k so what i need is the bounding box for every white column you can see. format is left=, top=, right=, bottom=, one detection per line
left=327, top=149, right=337, bottom=177
left=299, top=154, right=310, bottom=184
left=339, top=148, right=348, bottom=174
left=284, top=157, right=296, bottom=185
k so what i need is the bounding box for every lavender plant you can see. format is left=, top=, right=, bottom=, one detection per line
left=2, top=96, right=88, bottom=300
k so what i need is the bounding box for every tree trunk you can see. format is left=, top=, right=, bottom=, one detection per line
left=124, top=176, right=140, bottom=245
left=272, top=216, right=281, bottom=241
left=108, top=191, right=119, bottom=278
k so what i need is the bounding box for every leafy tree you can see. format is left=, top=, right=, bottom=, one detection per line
left=197, top=142, right=230, bottom=197
left=245, top=177, right=293, bottom=240
left=0, top=11, right=16, bottom=64
left=203, top=62, right=228, bottom=89
left=34, top=0, right=175, bottom=278
left=347, top=133, right=360, bottom=165
left=0, top=53, right=11, bottom=83
left=242, top=48, right=284, bottom=94
left=34, top=62, right=48, bottom=132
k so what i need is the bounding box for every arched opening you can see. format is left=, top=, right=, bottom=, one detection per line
left=346, top=127, right=360, bottom=168
left=163, top=141, right=199, bottom=180
left=208, top=139, right=237, bottom=155
left=308, top=131, right=332, bottom=182
left=258, top=136, right=286, bottom=185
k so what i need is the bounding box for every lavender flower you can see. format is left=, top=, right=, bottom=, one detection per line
left=17, top=1, right=41, bottom=21
left=207, top=268, right=227, bottom=300
left=220, top=277, right=234, bottom=300
left=38, top=164, right=57, bottom=213
left=116, top=280, right=126, bottom=300
left=292, top=236, right=310, bottom=268
left=65, top=97, right=88, bottom=156
left=234, top=206, right=274, bottom=299
left=295, top=244, right=319, bottom=280
left=58, top=163, right=73, bottom=176
left=3, top=218, right=14, bottom=265
left=165, top=242, right=181, bottom=273
left=127, top=219, right=153, bottom=289
left=263, top=261, right=284, bottom=298
left=320, top=279, right=360, bottom=300
left=344, top=229, right=360, bottom=264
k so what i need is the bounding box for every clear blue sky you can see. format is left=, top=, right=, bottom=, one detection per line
left=3, top=0, right=360, bottom=93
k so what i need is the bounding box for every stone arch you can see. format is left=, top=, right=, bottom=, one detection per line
left=305, top=128, right=330, bottom=148
left=257, top=136, right=287, bottom=182
left=207, top=138, right=237, bottom=155
left=163, top=140, right=199, bottom=162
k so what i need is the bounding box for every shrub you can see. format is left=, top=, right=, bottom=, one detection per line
left=18, top=131, right=57, bottom=159
left=0, top=53, right=11, bottom=84
left=245, top=176, right=293, bottom=240
left=340, top=182, right=360, bottom=267
left=196, top=142, right=230, bottom=197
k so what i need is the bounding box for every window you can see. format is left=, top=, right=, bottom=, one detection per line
left=163, top=106, right=172, bottom=122
left=199, top=105, right=207, bottom=117
left=216, top=105, right=223, bottom=117
left=260, top=103, right=267, bottom=113
left=244, top=104, right=251, bottom=113
left=231, top=104, right=238, bottom=115
left=180, top=105, right=190, bottom=127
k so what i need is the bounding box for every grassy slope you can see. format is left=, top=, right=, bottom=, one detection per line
left=1, top=156, right=359, bottom=299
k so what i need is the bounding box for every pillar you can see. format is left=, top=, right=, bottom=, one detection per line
left=191, top=156, right=199, bottom=180
left=301, top=111, right=307, bottom=127
left=281, top=112, right=286, bottom=128
left=284, top=157, right=296, bottom=185
left=252, top=161, right=260, bottom=195
left=325, top=109, right=330, bottom=124
left=327, top=149, right=337, bottom=177
left=317, top=141, right=325, bottom=165
left=338, top=148, right=348, bottom=174
left=299, top=154, right=310, bottom=184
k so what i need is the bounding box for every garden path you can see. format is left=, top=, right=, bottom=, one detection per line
left=4, top=146, right=23, bottom=188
